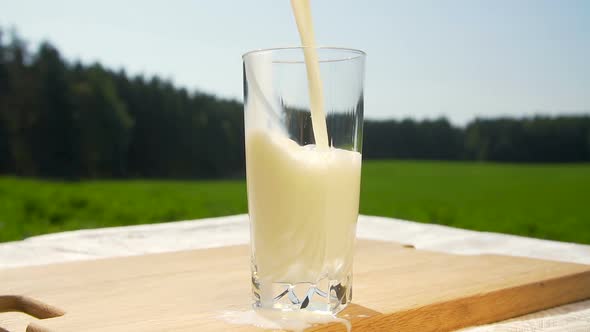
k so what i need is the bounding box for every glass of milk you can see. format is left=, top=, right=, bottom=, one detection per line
left=243, top=47, right=365, bottom=314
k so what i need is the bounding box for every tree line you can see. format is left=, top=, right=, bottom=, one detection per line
left=1, top=29, right=589, bottom=179
left=363, top=116, right=590, bottom=162
left=0, top=28, right=244, bottom=179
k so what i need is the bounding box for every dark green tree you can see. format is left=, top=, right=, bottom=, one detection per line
left=71, top=65, right=133, bottom=177
left=29, top=42, right=76, bottom=177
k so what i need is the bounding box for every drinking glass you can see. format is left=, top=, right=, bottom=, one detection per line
left=242, top=47, right=366, bottom=314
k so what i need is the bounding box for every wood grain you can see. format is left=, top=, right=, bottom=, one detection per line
left=1, top=240, right=589, bottom=331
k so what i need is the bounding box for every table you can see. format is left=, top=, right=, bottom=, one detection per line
left=1, top=215, right=589, bottom=331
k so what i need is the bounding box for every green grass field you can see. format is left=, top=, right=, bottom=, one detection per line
left=1, top=161, right=589, bottom=244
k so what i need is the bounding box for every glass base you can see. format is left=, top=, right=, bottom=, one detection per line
left=252, top=273, right=352, bottom=315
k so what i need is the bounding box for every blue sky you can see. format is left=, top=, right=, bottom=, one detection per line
left=1, top=0, right=588, bottom=124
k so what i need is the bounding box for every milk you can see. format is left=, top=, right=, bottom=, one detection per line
left=247, top=131, right=361, bottom=283
left=290, top=0, right=329, bottom=149
left=219, top=309, right=352, bottom=332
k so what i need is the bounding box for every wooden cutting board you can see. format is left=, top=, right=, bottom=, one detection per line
left=1, top=239, right=590, bottom=332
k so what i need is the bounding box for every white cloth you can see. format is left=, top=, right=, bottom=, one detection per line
left=1, top=215, right=589, bottom=331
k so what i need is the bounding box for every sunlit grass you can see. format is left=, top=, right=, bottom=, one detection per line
left=1, top=161, right=589, bottom=244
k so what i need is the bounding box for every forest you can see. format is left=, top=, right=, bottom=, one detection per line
left=1, top=29, right=589, bottom=179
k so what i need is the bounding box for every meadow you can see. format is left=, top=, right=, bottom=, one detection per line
left=1, top=161, right=589, bottom=244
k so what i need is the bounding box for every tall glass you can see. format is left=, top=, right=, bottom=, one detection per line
left=242, top=47, right=365, bottom=314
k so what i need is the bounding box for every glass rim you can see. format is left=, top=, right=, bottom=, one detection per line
left=242, top=46, right=366, bottom=63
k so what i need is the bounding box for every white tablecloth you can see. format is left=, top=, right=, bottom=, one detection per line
left=1, top=215, right=589, bottom=331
